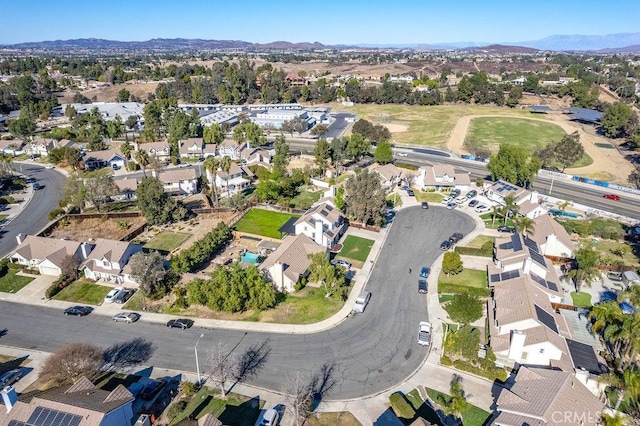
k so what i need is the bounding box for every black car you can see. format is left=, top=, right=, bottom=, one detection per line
left=114, top=288, right=135, bottom=304
left=449, top=232, right=464, bottom=243
left=466, top=190, right=477, bottom=198
left=451, top=189, right=461, bottom=198
left=418, top=280, right=428, bottom=294
left=64, top=306, right=93, bottom=316
left=140, top=378, right=168, bottom=400
left=421, top=202, right=429, bottom=209
left=497, top=225, right=515, bottom=233
left=167, top=318, right=194, bottom=329
left=440, top=240, right=452, bottom=251
left=407, top=189, right=415, bottom=197
left=468, top=199, right=479, bottom=208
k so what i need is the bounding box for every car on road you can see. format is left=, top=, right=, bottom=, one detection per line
left=255, top=408, right=280, bottom=426
left=421, top=202, right=429, bottom=209
left=104, top=287, right=124, bottom=304
left=331, top=259, right=351, bottom=269
left=497, top=225, right=515, bottom=233
left=0, top=369, right=23, bottom=388
left=449, top=232, right=464, bottom=243
left=417, top=321, right=432, bottom=346
left=420, top=267, right=430, bottom=278
left=603, top=194, right=620, bottom=201
left=353, top=291, right=372, bottom=313
left=112, top=312, right=140, bottom=323
left=140, top=377, right=168, bottom=400
left=395, top=152, right=408, bottom=157
left=64, top=306, right=92, bottom=316
left=407, top=189, right=415, bottom=197
left=446, top=202, right=457, bottom=210
left=475, top=205, right=490, bottom=213
left=440, top=240, right=452, bottom=251
left=114, top=288, right=135, bottom=304
left=167, top=318, right=194, bottom=329
left=32, top=182, right=41, bottom=190
left=468, top=199, right=479, bottom=207
left=418, top=280, right=428, bottom=294
left=44, top=165, right=54, bottom=169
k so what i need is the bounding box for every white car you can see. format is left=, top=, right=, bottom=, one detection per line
left=44, top=165, right=54, bottom=169
left=331, top=259, right=351, bottom=269
left=417, top=321, right=432, bottom=346
left=396, top=152, right=408, bottom=157
left=455, top=196, right=468, bottom=205
left=475, top=205, right=490, bottom=213
left=441, top=196, right=452, bottom=204
left=112, top=312, right=140, bottom=323
left=255, top=408, right=280, bottom=426
left=104, top=287, right=124, bottom=303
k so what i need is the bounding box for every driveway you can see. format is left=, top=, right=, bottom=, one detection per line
left=0, top=206, right=476, bottom=400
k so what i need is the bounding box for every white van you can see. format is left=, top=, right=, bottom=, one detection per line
left=353, top=291, right=371, bottom=313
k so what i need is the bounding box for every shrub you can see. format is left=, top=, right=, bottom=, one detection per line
left=0, top=196, right=15, bottom=204
left=439, top=282, right=491, bottom=297
left=389, top=392, right=416, bottom=420
left=48, top=209, right=66, bottom=221
left=455, top=241, right=494, bottom=257
left=440, top=355, right=508, bottom=382
left=394, top=162, right=418, bottom=171
left=170, top=222, right=232, bottom=273
left=45, top=275, right=74, bottom=299
left=167, top=399, right=188, bottom=420
left=0, top=258, right=8, bottom=277
left=8, top=262, right=23, bottom=270
left=181, top=381, right=197, bottom=397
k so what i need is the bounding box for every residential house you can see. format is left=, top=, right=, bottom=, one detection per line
left=156, top=168, right=199, bottom=196
left=0, top=139, right=25, bottom=156
left=178, top=137, right=215, bottom=159
left=240, top=146, right=272, bottom=168
left=485, top=180, right=547, bottom=219
left=29, top=138, right=55, bottom=157
left=82, top=238, right=142, bottom=283
left=294, top=201, right=346, bottom=249
left=529, top=214, right=576, bottom=259
left=114, top=178, right=139, bottom=201
left=217, top=140, right=245, bottom=160
left=206, top=162, right=252, bottom=196
left=413, top=164, right=471, bottom=191
left=137, top=141, right=171, bottom=163
left=373, top=163, right=403, bottom=188
left=493, top=366, right=604, bottom=426
left=1, top=376, right=134, bottom=426
left=9, top=234, right=92, bottom=276
left=82, top=149, right=126, bottom=170
left=260, top=234, right=327, bottom=292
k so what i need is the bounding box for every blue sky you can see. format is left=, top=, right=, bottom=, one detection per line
left=2, top=0, right=639, bottom=45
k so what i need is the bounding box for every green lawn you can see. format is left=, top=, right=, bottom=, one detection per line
left=480, top=213, right=516, bottom=229
left=439, top=269, right=488, bottom=289
left=465, top=235, right=495, bottom=249
left=53, top=280, right=113, bottom=305
left=336, top=235, right=375, bottom=263
left=234, top=208, right=300, bottom=239
left=0, top=214, right=8, bottom=221
left=169, top=387, right=263, bottom=426
left=571, top=291, right=593, bottom=308
left=306, top=412, right=362, bottom=426
left=144, top=231, right=191, bottom=253
left=0, top=269, right=35, bottom=293
left=424, top=387, right=491, bottom=426
left=256, top=287, right=347, bottom=324
left=414, top=191, right=445, bottom=203
left=387, top=192, right=403, bottom=208
left=290, top=189, right=322, bottom=210
left=468, top=117, right=565, bottom=153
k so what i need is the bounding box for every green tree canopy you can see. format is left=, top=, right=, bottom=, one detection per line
left=344, top=169, right=386, bottom=225
left=442, top=251, right=463, bottom=276
left=487, top=143, right=541, bottom=187
left=601, top=102, right=634, bottom=138
left=554, top=131, right=584, bottom=172
left=445, top=293, right=483, bottom=324
left=136, top=176, right=187, bottom=225
left=374, top=140, right=393, bottom=164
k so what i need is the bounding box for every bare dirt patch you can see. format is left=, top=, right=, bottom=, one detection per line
left=56, top=82, right=159, bottom=103
left=384, top=122, right=409, bottom=133
left=49, top=216, right=147, bottom=241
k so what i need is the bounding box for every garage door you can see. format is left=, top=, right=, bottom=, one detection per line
left=39, top=266, right=61, bottom=276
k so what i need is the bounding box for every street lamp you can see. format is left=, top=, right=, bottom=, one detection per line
left=195, top=334, right=205, bottom=385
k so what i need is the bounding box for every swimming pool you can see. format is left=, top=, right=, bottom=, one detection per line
left=241, top=252, right=261, bottom=263
left=549, top=209, right=582, bottom=219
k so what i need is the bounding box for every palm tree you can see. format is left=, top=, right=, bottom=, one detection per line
left=219, top=155, right=232, bottom=199
left=568, top=246, right=601, bottom=291
left=490, top=205, right=501, bottom=226
left=203, top=156, right=220, bottom=207
left=588, top=301, right=622, bottom=337
left=515, top=216, right=535, bottom=236
left=558, top=200, right=573, bottom=213
left=502, top=195, right=518, bottom=224
left=134, top=149, right=150, bottom=177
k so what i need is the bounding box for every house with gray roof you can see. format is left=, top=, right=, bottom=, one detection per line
left=413, top=164, right=471, bottom=191
left=1, top=376, right=134, bottom=426
left=373, top=163, right=403, bottom=187
left=530, top=213, right=576, bottom=259
left=156, top=168, right=199, bottom=196
left=9, top=234, right=92, bottom=276
left=81, top=239, right=142, bottom=284
left=136, top=141, right=171, bottom=163
left=485, top=180, right=547, bottom=219
left=82, top=149, right=126, bottom=170
left=260, top=234, right=327, bottom=292
left=113, top=178, right=139, bottom=201
left=0, top=139, right=26, bottom=156
left=294, top=201, right=346, bottom=249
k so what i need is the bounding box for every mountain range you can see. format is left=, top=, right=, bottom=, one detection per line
left=3, top=32, right=640, bottom=52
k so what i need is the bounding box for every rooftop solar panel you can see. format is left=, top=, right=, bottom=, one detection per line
left=530, top=249, right=547, bottom=267
left=501, top=270, right=520, bottom=281
left=547, top=281, right=559, bottom=292
left=567, top=339, right=603, bottom=375
left=530, top=273, right=547, bottom=288
left=535, top=305, right=558, bottom=333
left=490, top=273, right=501, bottom=283
left=27, top=407, right=82, bottom=426
left=523, top=236, right=539, bottom=252
left=511, top=233, right=523, bottom=252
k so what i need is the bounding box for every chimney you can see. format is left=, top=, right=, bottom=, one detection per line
left=80, top=242, right=92, bottom=260
left=315, top=219, right=324, bottom=246
left=508, top=330, right=526, bottom=362
left=1, top=386, right=18, bottom=413
left=15, top=233, right=25, bottom=245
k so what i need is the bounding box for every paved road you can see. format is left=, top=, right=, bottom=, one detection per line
left=0, top=206, right=475, bottom=399
left=0, top=164, right=66, bottom=257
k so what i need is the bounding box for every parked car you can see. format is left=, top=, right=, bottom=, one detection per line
left=44, top=165, right=54, bottom=169
left=331, top=259, right=352, bottom=269
left=441, top=196, right=453, bottom=204
left=421, top=202, right=429, bottom=209
left=449, top=233, right=464, bottom=243
left=353, top=291, right=371, bottom=313
left=114, top=288, right=135, bottom=304
left=446, top=202, right=457, bottom=210
left=167, top=318, right=194, bottom=329
left=0, top=369, right=23, bottom=388
left=440, top=240, right=452, bottom=251
left=497, top=225, right=515, bottom=233
left=104, top=287, right=124, bottom=304
left=475, top=205, right=490, bottom=213
left=606, top=271, right=623, bottom=282
left=451, top=189, right=461, bottom=198
left=466, top=190, right=477, bottom=198
left=417, top=321, right=432, bottom=346
left=64, top=306, right=92, bottom=316
left=468, top=199, right=479, bottom=207
left=603, top=194, right=620, bottom=201
left=255, top=408, right=280, bottom=426
left=455, top=196, right=468, bottom=205
left=418, top=280, right=428, bottom=294
left=407, top=189, right=415, bottom=197
left=140, top=378, right=168, bottom=400
left=32, top=182, right=41, bottom=190
left=396, top=152, right=408, bottom=157
left=420, top=267, right=430, bottom=278
left=112, top=312, right=140, bottom=323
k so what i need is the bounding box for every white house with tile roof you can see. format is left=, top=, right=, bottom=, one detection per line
left=372, top=163, right=403, bottom=187
left=485, top=180, right=547, bottom=219
left=259, top=234, right=327, bottom=292
left=217, top=140, right=247, bottom=160
left=294, top=201, right=346, bottom=249
left=81, top=238, right=142, bottom=283
left=530, top=213, right=576, bottom=259
left=156, top=168, right=199, bottom=195
left=206, top=162, right=252, bottom=195
left=413, top=164, right=472, bottom=191
left=9, top=234, right=92, bottom=276
left=136, top=141, right=171, bottom=163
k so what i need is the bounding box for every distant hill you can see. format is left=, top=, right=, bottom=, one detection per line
left=462, top=44, right=540, bottom=54
left=516, top=32, right=640, bottom=51
left=594, top=45, right=640, bottom=54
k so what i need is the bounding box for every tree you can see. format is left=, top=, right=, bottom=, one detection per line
left=568, top=246, right=602, bottom=291
left=128, top=251, right=168, bottom=298
left=203, top=123, right=224, bottom=145
left=134, top=149, right=150, bottom=177
left=487, top=144, right=541, bottom=187
left=228, top=191, right=248, bottom=212
left=447, top=374, right=468, bottom=417
left=125, top=115, right=139, bottom=130
left=311, top=124, right=328, bottom=137
left=40, top=342, right=104, bottom=385
left=136, top=176, right=186, bottom=225
left=219, top=155, right=233, bottom=199
left=65, top=104, right=77, bottom=118
left=346, top=133, right=370, bottom=161
left=207, top=343, right=239, bottom=399
left=329, top=137, right=350, bottom=172
left=515, top=216, right=536, bottom=236
left=116, top=88, right=130, bottom=102
left=344, top=169, right=386, bottom=225
left=442, top=251, right=463, bottom=276
left=628, top=168, right=640, bottom=189
left=203, top=156, right=221, bottom=207
left=445, top=293, right=483, bottom=324
left=373, top=140, right=393, bottom=164
left=490, top=205, right=502, bottom=226
left=602, top=102, right=634, bottom=138
left=334, top=186, right=345, bottom=210
left=554, top=131, right=584, bottom=172
left=8, top=110, right=36, bottom=139
left=502, top=195, right=518, bottom=225
left=120, top=140, right=133, bottom=160
left=283, top=371, right=314, bottom=426
left=84, top=174, right=118, bottom=213
left=61, top=174, right=87, bottom=212
left=60, top=254, right=80, bottom=280
left=534, top=142, right=558, bottom=169
left=313, top=139, right=331, bottom=175
left=307, top=252, right=347, bottom=298
left=272, top=134, right=289, bottom=179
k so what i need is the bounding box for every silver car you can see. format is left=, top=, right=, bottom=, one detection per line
left=112, top=312, right=140, bottom=323
left=0, top=369, right=23, bottom=388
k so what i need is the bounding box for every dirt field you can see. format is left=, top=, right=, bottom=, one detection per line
left=49, top=216, right=147, bottom=241
left=57, top=82, right=159, bottom=103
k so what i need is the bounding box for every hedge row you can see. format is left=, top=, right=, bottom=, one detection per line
left=440, top=355, right=508, bottom=382
left=389, top=392, right=416, bottom=420
left=454, top=241, right=494, bottom=257
left=45, top=275, right=74, bottom=299
left=170, top=222, right=232, bottom=273
left=438, top=282, right=491, bottom=297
